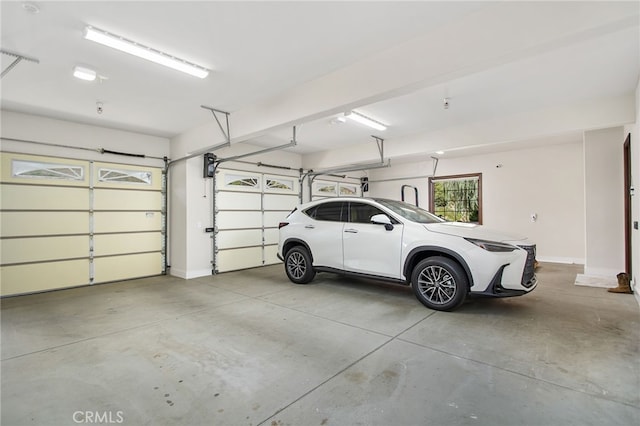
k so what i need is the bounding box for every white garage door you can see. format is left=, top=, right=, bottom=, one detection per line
left=0, top=153, right=165, bottom=296
left=215, top=168, right=299, bottom=273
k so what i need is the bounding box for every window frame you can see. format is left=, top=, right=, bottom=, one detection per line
left=428, top=173, right=483, bottom=224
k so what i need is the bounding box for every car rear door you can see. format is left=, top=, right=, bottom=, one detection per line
left=303, top=201, right=346, bottom=269
left=342, top=201, right=403, bottom=279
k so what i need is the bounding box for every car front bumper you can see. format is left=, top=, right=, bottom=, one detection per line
left=469, top=243, right=537, bottom=297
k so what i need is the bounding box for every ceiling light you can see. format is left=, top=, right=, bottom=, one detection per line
left=22, top=2, right=40, bottom=14
left=436, top=151, right=445, bottom=155
left=84, top=26, right=209, bottom=79
left=73, top=66, right=97, bottom=81
left=345, top=111, right=387, bottom=131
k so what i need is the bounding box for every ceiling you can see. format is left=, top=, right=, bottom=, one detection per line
left=1, top=1, right=639, bottom=159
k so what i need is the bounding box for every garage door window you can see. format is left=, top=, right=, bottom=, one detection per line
left=225, top=174, right=259, bottom=188
left=339, top=183, right=358, bottom=196
left=266, top=178, right=294, bottom=191
left=12, top=160, right=84, bottom=181
left=313, top=180, right=337, bottom=196
left=98, top=168, right=152, bottom=185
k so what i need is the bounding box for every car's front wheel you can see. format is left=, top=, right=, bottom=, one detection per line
left=284, top=246, right=316, bottom=284
left=411, top=257, right=467, bottom=311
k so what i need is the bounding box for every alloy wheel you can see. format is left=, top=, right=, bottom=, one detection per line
left=287, top=251, right=306, bottom=280
left=417, top=265, right=456, bottom=305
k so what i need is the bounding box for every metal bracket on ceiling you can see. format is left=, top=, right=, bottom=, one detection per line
left=372, top=135, right=384, bottom=163
left=201, top=105, right=231, bottom=145
left=431, top=156, right=439, bottom=176
left=1, top=49, right=39, bottom=79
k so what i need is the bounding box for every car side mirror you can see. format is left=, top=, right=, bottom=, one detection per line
left=371, top=214, right=394, bottom=231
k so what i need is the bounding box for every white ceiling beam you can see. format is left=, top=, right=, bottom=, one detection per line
left=301, top=93, right=636, bottom=169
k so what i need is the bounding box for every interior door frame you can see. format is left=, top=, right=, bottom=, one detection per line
left=623, top=133, right=632, bottom=276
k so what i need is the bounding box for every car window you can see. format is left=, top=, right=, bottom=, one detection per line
left=305, top=201, right=345, bottom=222
left=375, top=199, right=444, bottom=224
left=349, top=202, right=391, bottom=224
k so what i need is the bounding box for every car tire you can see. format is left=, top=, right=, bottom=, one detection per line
left=411, top=256, right=467, bottom=311
left=284, top=246, right=316, bottom=284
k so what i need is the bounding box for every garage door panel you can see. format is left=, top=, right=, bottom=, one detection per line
left=216, top=192, right=261, bottom=210
left=263, top=194, right=298, bottom=210
left=217, top=247, right=262, bottom=272
left=94, top=211, right=161, bottom=233
left=0, top=260, right=90, bottom=296
left=264, top=229, right=279, bottom=245
left=216, top=211, right=262, bottom=230
left=217, top=229, right=262, bottom=249
left=94, top=189, right=161, bottom=211
left=1, top=185, right=89, bottom=210
left=93, top=253, right=162, bottom=283
left=264, top=211, right=288, bottom=228
left=1, top=211, right=89, bottom=237
left=264, top=245, right=281, bottom=266
left=93, top=233, right=162, bottom=257
left=1, top=236, right=90, bottom=264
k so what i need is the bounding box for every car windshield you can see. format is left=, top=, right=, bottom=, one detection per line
left=375, top=199, right=445, bottom=224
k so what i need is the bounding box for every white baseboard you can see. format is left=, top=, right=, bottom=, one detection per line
left=575, top=273, right=618, bottom=288
left=537, top=256, right=584, bottom=265
left=169, top=268, right=213, bottom=279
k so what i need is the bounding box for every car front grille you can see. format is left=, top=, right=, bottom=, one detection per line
left=518, top=244, right=536, bottom=288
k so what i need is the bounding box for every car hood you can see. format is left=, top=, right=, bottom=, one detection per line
left=425, top=222, right=529, bottom=244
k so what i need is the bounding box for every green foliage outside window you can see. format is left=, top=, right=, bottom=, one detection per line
left=431, top=175, right=481, bottom=223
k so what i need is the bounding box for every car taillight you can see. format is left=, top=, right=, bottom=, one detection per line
left=278, top=222, right=289, bottom=229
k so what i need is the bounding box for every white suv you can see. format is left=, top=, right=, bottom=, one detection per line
left=278, top=197, right=537, bottom=311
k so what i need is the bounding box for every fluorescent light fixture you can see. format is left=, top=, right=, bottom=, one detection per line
left=73, top=66, right=97, bottom=81
left=435, top=150, right=445, bottom=155
left=84, top=26, right=209, bottom=79
left=345, top=111, right=387, bottom=131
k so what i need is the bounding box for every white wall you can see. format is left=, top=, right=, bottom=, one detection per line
left=368, top=142, right=585, bottom=264
left=0, top=110, right=169, bottom=167
left=583, top=127, right=626, bottom=278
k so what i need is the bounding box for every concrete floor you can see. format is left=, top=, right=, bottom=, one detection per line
left=1, top=263, right=639, bottom=426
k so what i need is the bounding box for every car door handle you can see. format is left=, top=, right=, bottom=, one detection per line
left=344, top=228, right=358, bottom=233
left=305, top=225, right=315, bottom=229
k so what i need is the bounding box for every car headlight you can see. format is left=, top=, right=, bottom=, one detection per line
left=465, top=238, right=518, bottom=252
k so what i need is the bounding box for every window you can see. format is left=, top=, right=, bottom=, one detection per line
left=313, top=180, right=337, bottom=196
left=12, top=160, right=84, bottom=181
left=266, top=178, right=294, bottom=191
left=225, top=174, right=259, bottom=188
left=305, top=202, right=345, bottom=222
left=376, top=199, right=442, bottom=224
left=429, top=173, right=482, bottom=223
left=99, top=168, right=151, bottom=185
left=349, top=202, right=387, bottom=224
left=339, top=183, right=358, bottom=196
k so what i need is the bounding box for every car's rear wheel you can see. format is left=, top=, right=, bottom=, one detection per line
left=284, top=246, right=316, bottom=284
left=411, top=257, right=467, bottom=311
